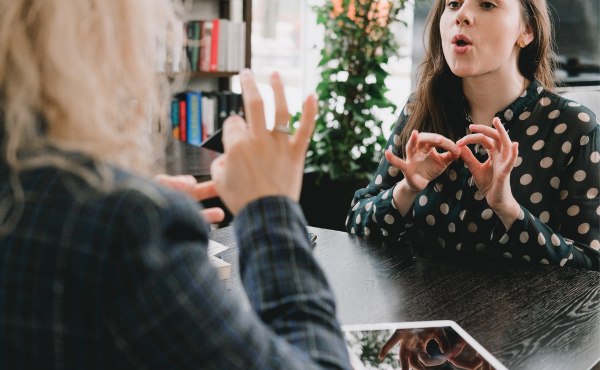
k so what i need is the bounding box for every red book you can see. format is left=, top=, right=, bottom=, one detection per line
left=210, top=20, right=220, bottom=72
left=179, top=100, right=187, bottom=142
left=202, top=123, right=208, bottom=141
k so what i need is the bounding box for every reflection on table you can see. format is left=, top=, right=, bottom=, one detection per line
left=346, top=327, right=496, bottom=370
left=209, top=226, right=600, bottom=370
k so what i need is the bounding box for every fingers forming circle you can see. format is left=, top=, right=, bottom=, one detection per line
left=379, top=329, right=403, bottom=359
left=408, top=348, right=424, bottom=370
left=416, top=132, right=460, bottom=155
left=399, top=345, right=409, bottom=370
left=458, top=134, right=495, bottom=151
left=493, top=118, right=513, bottom=152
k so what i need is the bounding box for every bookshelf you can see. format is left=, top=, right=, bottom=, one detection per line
left=165, top=0, right=253, bottom=227
left=180, top=0, right=252, bottom=91
left=165, top=0, right=252, bottom=144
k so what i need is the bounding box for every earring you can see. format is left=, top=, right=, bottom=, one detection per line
left=520, top=40, right=526, bottom=48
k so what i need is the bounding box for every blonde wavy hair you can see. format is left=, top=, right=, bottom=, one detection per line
left=0, top=0, right=179, bottom=178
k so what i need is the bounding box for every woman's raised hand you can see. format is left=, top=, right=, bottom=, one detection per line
left=385, top=130, right=461, bottom=193
left=456, top=118, right=521, bottom=228
left=210, top=70, right=317, bottom=215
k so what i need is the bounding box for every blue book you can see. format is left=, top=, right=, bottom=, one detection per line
left=171, top=100, right=180, bottom=139
left=186, top=92, right=202, bottom=146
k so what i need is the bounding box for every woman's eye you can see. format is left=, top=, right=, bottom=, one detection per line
left=448, top=1, right=460, bottom=9
left=481, top=1, right=497, bottom=9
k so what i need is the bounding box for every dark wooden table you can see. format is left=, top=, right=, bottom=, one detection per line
left=209, top=226, right=600, bottom=370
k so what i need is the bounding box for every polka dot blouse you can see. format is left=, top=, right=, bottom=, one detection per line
left=346, top=80, right=600, bottom=270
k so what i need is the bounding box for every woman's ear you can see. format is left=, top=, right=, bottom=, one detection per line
left=521, top=23, right=534, bottom=46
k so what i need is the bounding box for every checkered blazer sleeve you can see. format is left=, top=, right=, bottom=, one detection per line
left=105, top=190, right=351, bottom=370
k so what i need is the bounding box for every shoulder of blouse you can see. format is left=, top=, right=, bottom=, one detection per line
left=393, top=92, right=418, bottom=135
left=540, top=91, right=599, bottom=136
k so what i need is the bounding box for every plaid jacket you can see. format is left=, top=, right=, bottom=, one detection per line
left=0, top=156, right=351, bottom=369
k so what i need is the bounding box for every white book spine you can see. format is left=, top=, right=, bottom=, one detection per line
left=201, top=96, right=209, bottom=135
left=237, top=23, right=242, bottom=71
left=171, top=20, right=184, bottom=72
left=231, top=0, right=243, bottom=23
left=239, top=23, right=246, bottom=70
left=217, top=19, right=229, bottom=72
left=228, top=22, right=236, bottom=72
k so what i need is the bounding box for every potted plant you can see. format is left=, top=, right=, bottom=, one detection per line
left=297, top=0, right=408, bottom=231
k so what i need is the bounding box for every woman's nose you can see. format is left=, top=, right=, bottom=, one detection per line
left=455, top=4, right=474, bottom=26
left=455, top=17, right=471, bottom=26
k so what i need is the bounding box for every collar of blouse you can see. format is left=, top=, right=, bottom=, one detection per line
left=462, top=79, right=544, bottom=135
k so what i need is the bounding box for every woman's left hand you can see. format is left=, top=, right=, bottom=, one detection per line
left=155, top=174, right=225, bottom=224
left=456, top=118, right=521, bottom=229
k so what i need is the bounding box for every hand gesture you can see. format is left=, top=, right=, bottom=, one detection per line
left=446, top=336, right=486, bottom=370
left=378, top=328, right=451, bottom=369
left=210, top=70, right=317, bottom=215
left=456, top=118, right=521, bottom=226
left=385, top=131, right=461, bottom=193
left=154, top=174, right=225, bottom=224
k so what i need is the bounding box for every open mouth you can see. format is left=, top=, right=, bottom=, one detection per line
left=451, top=34, right=473, bottom=47
left=451, top=34, right=472, bottom=53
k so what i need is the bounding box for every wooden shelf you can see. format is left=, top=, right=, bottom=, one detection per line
left=166, top=71, right=239, bottom=79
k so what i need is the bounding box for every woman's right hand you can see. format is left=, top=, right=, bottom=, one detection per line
left=385, top=131, right=460, bottom=216
left=210, top=70, right=317, bottom=215
left=385, top=130, right=461, bottom=193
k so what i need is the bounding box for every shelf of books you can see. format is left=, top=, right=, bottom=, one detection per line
left=171, top=91, right=244, bottom=145
left=163, top=0, right=251, bottom=146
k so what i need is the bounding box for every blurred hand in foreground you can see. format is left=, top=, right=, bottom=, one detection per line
left=154, top=174, right=225, bottom=224
left=210, top=69, right=317, bottom=215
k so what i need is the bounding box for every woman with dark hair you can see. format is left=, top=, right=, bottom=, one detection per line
left=347, top=0, right=599, bottom=270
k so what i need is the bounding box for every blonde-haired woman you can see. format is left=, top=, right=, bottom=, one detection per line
left=347, top=0, right=599, bottom=270
left=0, top=0, right=352, bottom=368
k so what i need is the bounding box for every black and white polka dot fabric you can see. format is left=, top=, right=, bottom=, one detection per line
left=346, top=80, right=600, bottom=270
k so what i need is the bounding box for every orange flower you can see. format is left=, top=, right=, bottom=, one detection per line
left=330, top=0, right=391, bottom=27
left=376, top=1, right=390, bottom=27
left=331, top=0, right=344, bottom=18
left=347, top=0, right=356, bottom=21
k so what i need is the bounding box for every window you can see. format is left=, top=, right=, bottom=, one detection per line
left=235, top=0, right=415, bottom=138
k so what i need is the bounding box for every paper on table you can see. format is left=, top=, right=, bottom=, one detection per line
left=208, top=240, right=228, bottom=256
left=208, top=255, right=231, bottom=280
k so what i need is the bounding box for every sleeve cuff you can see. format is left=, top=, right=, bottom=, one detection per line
left=490, top=206, right=526, bottom=248
left=234, top=196, right=309, bottom=250
left=372, top=184, right=415, bottom=239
